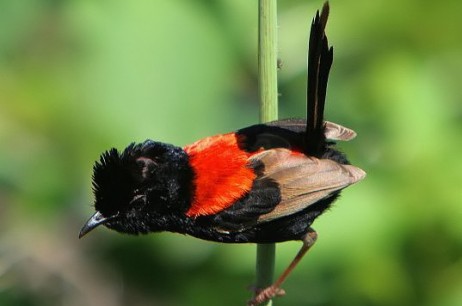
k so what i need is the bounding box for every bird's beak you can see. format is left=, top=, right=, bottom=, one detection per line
left=79, top=211, right=114, bottom=239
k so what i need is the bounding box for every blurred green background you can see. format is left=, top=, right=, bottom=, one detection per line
left=1, top=0, right=461, bottom=305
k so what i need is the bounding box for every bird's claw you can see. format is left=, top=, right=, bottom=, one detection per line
left=247, top=285, right=286, bottom=306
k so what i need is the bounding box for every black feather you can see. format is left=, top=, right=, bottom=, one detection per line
left=305, top=2, right=333, bottom=156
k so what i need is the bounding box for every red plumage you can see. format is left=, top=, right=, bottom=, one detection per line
left=184, top=133, right=258, bottom=217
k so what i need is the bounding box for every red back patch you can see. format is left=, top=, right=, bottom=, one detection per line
left=184, top=133, right=257, bottom=217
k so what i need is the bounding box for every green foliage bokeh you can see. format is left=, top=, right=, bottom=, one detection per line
left=0, top=0, right=461, bottom=305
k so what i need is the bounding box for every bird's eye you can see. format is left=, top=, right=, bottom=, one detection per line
left=135, top=157, right=158, bottom=180
left=136, top=157, right=158, bottom=167
left=130, top=193, right=146, bottom=207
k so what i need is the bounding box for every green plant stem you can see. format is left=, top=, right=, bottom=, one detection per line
left=256, top=0, right=278, bottom=305
left=258, top=0, right=278, bottom=124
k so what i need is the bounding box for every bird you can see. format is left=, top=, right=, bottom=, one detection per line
left=79, top=2, right=365, bottom=305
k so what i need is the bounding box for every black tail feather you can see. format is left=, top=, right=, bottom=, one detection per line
left=305, top=2, right=333, bottom=156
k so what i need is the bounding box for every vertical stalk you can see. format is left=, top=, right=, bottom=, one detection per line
left=256, top=0, right=278, bottom=305
left=258, top=0, right=278, bottom=123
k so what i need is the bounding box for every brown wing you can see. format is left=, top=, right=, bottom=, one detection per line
left=265, top=118, right=357, bottom=141
left=324, top=121, right=357, bottom=141
left=249, top=148, right=365, bottom=223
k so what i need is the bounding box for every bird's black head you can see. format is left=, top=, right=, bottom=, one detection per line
left=79, top=140, right=194, bottom=238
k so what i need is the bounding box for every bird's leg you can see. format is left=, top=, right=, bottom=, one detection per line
left=248, top=228, right=318, bottom=306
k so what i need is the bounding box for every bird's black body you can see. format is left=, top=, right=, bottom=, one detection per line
left=89, top=118, right=354, bottom=243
